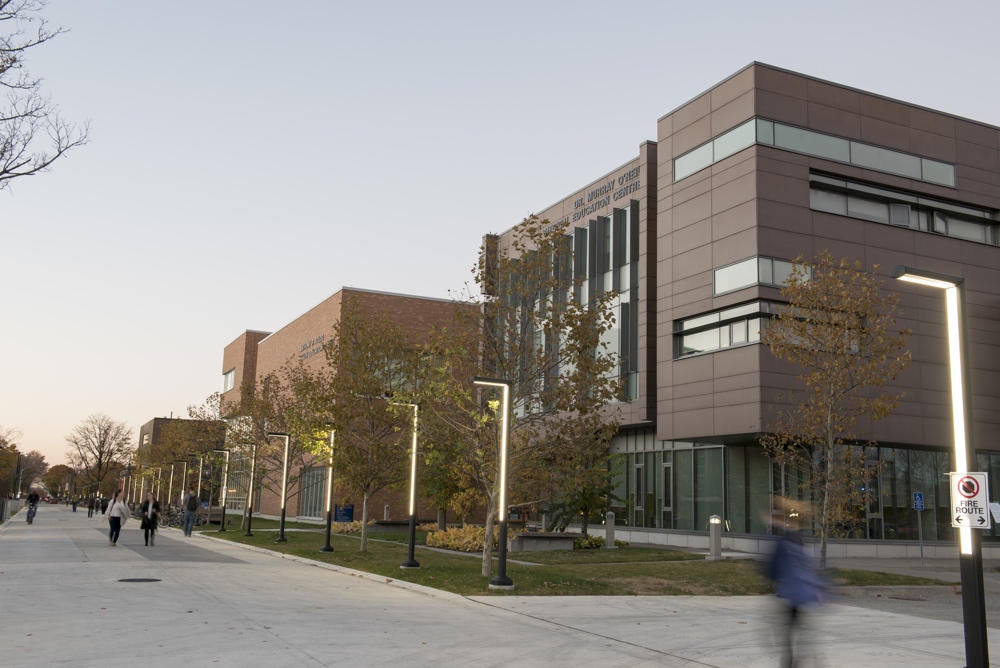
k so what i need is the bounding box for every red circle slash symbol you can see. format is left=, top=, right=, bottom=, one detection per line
left=958, top=476, right=979, bottom=499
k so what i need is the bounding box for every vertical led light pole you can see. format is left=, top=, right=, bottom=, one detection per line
left=167, top=464, right=176, bottom=511
left=187, top=453, right=204, bottom=498
left=320, top=430, right=335, bottom=553
left=891, top=265, right=988, bottom=668
left=174, top=460, right=188, bottom=509
left=391, top=402, right=421, bottom=569
left=213, top=449, right=230, bottom=532
left=473, top=377, right=514, bottom=590
left=268, top=433, right=291, bottom=543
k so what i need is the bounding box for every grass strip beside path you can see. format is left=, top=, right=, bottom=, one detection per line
left=195, top=528, right=948, bottom=596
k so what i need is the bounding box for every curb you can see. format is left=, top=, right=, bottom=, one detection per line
left=191, top=530, right=469, bottom=604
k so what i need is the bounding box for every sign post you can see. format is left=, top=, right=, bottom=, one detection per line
left=913, top=491, right=924, bottom=565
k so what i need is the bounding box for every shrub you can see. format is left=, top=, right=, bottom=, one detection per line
left=330, top=520, right=374, bottom=534
left=426, top=525, right=491, bottom=552
left=416, top=522, right=439, bottom=532
left=573, top=535, right=629, bottom=549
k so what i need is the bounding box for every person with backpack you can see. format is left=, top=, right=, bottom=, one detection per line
left=182, top=486, right=200, bottom=536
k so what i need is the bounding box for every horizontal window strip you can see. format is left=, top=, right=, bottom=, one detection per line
left=673, top=117, right=956, bottom=188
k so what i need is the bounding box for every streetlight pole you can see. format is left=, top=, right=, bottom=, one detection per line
left=213, top=449, right=230, bottom=532
left=245, top=434, right=259, bottom=538
left=473, top=377, right=514, bottom=590
left=268, top=433, right=291, bottom=543
left=320, top=430, right=335, bottom=553
left=167, top=464, right=176, bottom=511
left=390, top=402, right=421, bottom=569
left=891, top=265, right=988, bottom=668
left=174, top=460, right=188, bottom=508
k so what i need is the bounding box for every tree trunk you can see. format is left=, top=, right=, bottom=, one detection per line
left=820, top=436, right=834, bottom=571
left=360, top=492, right=370, bottom=552
left=481, top=492, right=496, bottom=578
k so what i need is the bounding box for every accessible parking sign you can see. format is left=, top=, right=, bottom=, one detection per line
left=950, top=472, right=991, bottom=529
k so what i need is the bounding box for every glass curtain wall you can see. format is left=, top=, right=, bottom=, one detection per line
left=611, top=435, right=967, bottom=542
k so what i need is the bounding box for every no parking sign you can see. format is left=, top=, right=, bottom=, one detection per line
left=950, top=472, right=991, bottom=529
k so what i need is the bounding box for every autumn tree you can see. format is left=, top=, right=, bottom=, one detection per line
left=0, top=426, right=21, bottom=496
left=223, top=374, right=286, bottom=530
left=256, top=362, right=332, bottom=527
left=1, top=0, right=88, bottom=189
left=761, top=251, right=912, bottom=569
left=16, top=449, right=47, bottom=492
left=42, top=463, right=74, bottom=496
left=65, top=414, right=134, bottom=497
left=428, top=216, right=622, bottom=577
left=318, top=295, right=423, bottom=552
left=139, top=395, right=227, bottom=504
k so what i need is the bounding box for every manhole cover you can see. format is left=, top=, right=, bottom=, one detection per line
left=118, top=578, right=161, bottom=583
left=889, top=595, right=927, bottom=602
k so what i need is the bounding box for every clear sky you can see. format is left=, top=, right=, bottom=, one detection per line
left=3, top=0, right=999, bottom=467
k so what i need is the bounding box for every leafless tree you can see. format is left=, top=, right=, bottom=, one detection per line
left=0, top=425, right=21, bottom=450
left=1, top=0, right=88, bottom=190
left=65, top=414, right=134, bottom=492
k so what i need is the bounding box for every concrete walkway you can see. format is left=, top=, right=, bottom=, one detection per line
left=2, top=504, right=998, bottom=667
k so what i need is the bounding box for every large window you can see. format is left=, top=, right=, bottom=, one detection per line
left=675, top=302, right=777, bottom=358
left=298, top=466, right=327, bottom=518
left=810, top=174, right=998, bottom=245
left=223, top=368, right=235, bottom=393
left=714, top=257, right=799, bottom=295
left=674, top=117, right=956, bottom=187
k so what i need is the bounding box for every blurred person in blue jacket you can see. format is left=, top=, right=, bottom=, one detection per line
left=766, top=507, right=826, bottom=668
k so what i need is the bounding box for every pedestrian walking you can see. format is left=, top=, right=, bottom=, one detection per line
left=106, top=491, right=131, bottom=546
left=765, top=508, right=826, bottom=668
left=100, top=496, right=109, bottom=515
left=182, top=486, right=199, bottom=536
left=87, top=496, right=95, bottom=518
left=140, top=491, right=160, bottom=547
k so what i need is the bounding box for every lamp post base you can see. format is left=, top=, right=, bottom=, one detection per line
left=275, top=537, right=287, bottom=543
left=400, top=559, right=420, bottom=569
left=319, top=545, right=334, bottom=553
left=488, top=575, right=514, bottom=590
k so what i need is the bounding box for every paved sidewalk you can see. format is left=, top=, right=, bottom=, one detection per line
left=2, top=504, right=998, bottom=667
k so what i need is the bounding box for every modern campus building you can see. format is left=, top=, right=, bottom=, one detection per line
left=214, top=63, right=999, bottom=556
left=219, top=288, right=462, bottom=523
left=495, top=62, right=1000, bottom=556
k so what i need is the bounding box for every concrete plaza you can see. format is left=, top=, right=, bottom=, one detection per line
left=2, top=503, right=998, bottom=667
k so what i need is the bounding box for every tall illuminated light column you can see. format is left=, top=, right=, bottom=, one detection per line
left=268, top=433, right=291, bottom=543
left=390, top=402, right=421, bottom=569
left=320, top=430, right=335, bottom=553
left=213, top=449, right=230, bottom=532
left=473, top=377, right=514, bottom=590
left=891, top=265, right=988, bottom=668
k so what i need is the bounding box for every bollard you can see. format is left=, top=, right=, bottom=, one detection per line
left=707, top=515, right=722, bottom=561
left=541, top=511, right=550, bottom=532
left=384, top=504, right=390, bottom=521
left=604, top=511, right=617, bottom=549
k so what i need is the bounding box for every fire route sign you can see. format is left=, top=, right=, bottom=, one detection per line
left=950, top=472, right=991, bottom=529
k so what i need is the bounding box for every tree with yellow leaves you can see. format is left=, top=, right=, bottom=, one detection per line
left=762, top=251, right=912, bottom=569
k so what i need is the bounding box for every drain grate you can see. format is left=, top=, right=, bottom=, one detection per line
left=888, top=595, right=927, bottom=602
left=118, top=578, right=161, bottom=583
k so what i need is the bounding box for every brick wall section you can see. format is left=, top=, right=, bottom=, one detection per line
left=224, top=287, right=477, bottom=523
left=221, top=330, right=271, bottom=412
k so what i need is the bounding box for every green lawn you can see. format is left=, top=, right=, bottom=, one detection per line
left=198, top=529, right=948, bottom=596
